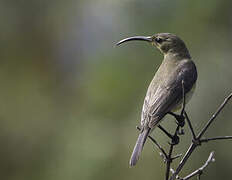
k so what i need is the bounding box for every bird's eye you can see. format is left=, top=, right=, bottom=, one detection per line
left=155, top=37, right=163, bottom=43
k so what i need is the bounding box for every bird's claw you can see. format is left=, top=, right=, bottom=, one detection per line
left=170, top=134, right=180, bottom=145
left=175, top=115, right=185, bottom=127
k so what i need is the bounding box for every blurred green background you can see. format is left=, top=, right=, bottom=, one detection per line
left=1, top=0, right=232, bottom=180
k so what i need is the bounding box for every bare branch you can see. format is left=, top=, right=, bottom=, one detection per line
left=170, top=93, right=232, bottom=180
left=170, top=168, right=182, bottom=180
left=197, top=93, right=232, bottom=139
left=158, top=125, right=174, bottom=140
left=170, top=143, right=197, bottom=180
left=166, top=124, right=182, bottom=180
left=181, top=152, right=215, bottom=180
left=200, top=136, right=232, bottom=143
left=171, top=154, right=182, bottom=161
left=184, top=111, right=196, bottom=140
left=166, top=144, right=174, bottom=180
left=136, top=92, right=232, bottom=180
left=181, top=80, right=186, bottom=116
left=136, top=126, right=168, bottom=160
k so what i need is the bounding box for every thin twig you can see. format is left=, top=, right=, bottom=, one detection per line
left=166, top=144, right=174, bottom=180
left=150, top=136, right=168, bottom=160
left=166, top=81, right=186, bottom=180
left=181, top=80, right=186, bottom=116
left=184, top=111, right=196, bottom=140
left=200, top=136, right=232, bottom=143
left=158, top=125, right=174, bottom=140
left=170, top=93, right=232, bottom=180
left=166, top=124, right=181, bottom=180
left=170, top=168, right=182, bottom=180
left=181, top=152, right=215, bottom=180
left=171, top=154, right=182, bottom=161
left=136, top=126, right=168, bottom=159
left=197, top=93, right=232, bottom=139
left=170, top=143, right=197, bottom=180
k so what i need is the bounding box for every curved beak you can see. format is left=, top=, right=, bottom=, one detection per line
left=116, top=36, right=153, bottom=46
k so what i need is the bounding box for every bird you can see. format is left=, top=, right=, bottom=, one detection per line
left=116, top=33, right=197, bottom=166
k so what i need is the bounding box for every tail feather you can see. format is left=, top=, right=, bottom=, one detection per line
left=129, top=128, right=150, bottom=166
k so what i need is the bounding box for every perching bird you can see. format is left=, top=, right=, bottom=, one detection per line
left=116, top=33, right=197, bottom=166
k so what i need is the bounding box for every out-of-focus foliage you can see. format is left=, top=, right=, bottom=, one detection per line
left=0, top=0, right=232, bottom=180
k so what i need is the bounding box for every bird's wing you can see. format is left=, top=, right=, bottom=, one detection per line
left=141, top=60, right=197, bottom=128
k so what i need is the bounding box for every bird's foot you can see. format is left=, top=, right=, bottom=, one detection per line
left=168, top=112, right=185, bottom=127
left=158, top=125, right=180, bottom=145
left=170, top=134, right=180, bottom=145
left=177, top=128, right=185, bottom=136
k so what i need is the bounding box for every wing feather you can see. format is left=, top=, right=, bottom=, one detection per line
left=141, top=60, right=197, bottom=128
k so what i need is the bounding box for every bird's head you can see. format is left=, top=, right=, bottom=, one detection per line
left=116, top=33, right=190, bottom=58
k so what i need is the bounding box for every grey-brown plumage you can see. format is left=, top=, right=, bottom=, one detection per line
left=116, top=33, right=197, bottom=166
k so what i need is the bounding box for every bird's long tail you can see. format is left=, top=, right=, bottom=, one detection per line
left=129, top=128, right=150, bottom=166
